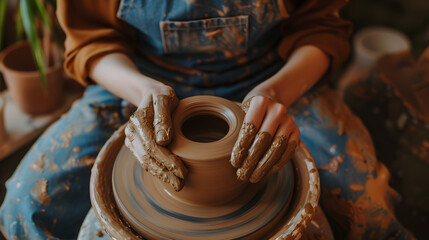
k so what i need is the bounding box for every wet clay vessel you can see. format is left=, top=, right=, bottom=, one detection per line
left=90, top=96, right=320, bottom=239
left=151, top=95, right=249, bottom=205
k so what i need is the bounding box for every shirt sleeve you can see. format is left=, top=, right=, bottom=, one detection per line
left=278, top=0, right=353, bottom=75
left=57, top=0, right=135, bottom=86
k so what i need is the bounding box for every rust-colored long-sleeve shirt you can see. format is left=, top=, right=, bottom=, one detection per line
left=57, top=0, right=352, bottom=86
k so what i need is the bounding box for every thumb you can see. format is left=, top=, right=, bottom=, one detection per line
left=153, top=94, right=178, bottom=146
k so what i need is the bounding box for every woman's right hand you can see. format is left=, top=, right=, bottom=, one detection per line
left=124, top=84, right=188, bottom=191
left=88, top=53, right=187, bottom=191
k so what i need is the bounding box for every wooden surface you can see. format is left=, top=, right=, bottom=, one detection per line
left=0, top=88, right=81, bottom=160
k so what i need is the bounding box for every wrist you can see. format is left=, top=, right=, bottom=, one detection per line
left=243, top=85, right=294, bottom=108
left=244, top=86, right=275, bottom=102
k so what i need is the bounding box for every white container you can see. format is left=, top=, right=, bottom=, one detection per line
left=337, top=27, right=411, bottom=97
left=353, top=27, right=411, bottom=69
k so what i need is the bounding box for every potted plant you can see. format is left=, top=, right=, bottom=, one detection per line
left=0, top=0, right=64, bottom=115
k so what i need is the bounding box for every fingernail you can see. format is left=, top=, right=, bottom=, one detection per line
left=249, top=175, right=260, bottom=183
left=156, top=129, right=169, bottom=144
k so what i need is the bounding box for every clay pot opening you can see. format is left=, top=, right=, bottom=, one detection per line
left=0, top=41, right=60, bottom=76
left=158, top=96, right=248, bottom=206
left=0, top=42, right=56, bottom=72
left=181, top=113, right=229, bottom=143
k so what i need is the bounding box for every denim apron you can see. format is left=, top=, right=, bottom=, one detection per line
left=117, top=0, right=289, bottom=101
left=0, top=1, right=414, bottom=239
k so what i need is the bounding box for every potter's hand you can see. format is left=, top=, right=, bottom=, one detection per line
left=125, top=85, right=187, bottom=191
left=231, top=96, right=299, bottom=183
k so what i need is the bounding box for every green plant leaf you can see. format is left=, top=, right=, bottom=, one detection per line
left=16, top=10, right=24, bottom=41
left=35, top=0, right=61, bottom=53
left=34, top=0, right=51, bottom=31
left=20, top=0, right=47, bottom=89
left=0, top=0, right=7, bottom=49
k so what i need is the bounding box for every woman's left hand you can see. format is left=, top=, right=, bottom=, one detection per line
left=230, top=95, right=300, bottom=183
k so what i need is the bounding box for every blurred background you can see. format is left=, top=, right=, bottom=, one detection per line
left=338, top=1, right=429, bottom=239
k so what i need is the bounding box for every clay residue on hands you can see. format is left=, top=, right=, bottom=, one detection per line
left=237, top=131, right=272, bottom=181
left=141, top=154, right=184, bottom=191
left=318, top=154, right=345, bottom=174
left=240, top=96, right=253, bottom=113
left=230, top=122, right=258, bottom=168
left=31, top=178, right=51, bottom=205
left=271, top=140, right=297, bottom=174
left=126, top=99, right=187, bottom=191
left=127, top=110, right=187, bottom=178
left=249, top=135, right=288, bottom=183
left=153, top=95, right=177, bottom=146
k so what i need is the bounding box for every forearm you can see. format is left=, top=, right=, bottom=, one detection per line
left=248, top=45, right=330, bottom=107
left=89, top=53, right=162, bottom=106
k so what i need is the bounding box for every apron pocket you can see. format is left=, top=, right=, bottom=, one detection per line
left=160, top=15, right=248, bottom=54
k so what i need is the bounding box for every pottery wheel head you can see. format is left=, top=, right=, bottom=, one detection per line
left=114, top=96, right=296, bottom=239
left=91, top=96, right=320, bottom=240
left=113, top=146, right=295, bottom=239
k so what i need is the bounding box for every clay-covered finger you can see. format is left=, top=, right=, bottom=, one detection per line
left=270, top=130, right=299, bottom=174
left=153, top=94, right=177, bottom=146
left=128, top=106, right=155, bottom=144
left=236, top=131, right=272, bottom=181
left=231, top=97, right=268, bottom=168
left=239, top=102, right=286, bottom=182
left=140, top=154, right=185, bottom=192
left=125, top=124, right=184, bottom=191
left=230, top=123, right=258, bottom=168
left=128, top=107, right=187, bottom=179
left=125, top=120, right=151, bottom=157
left=151, top=146, right=187, bottom=179
left=249, top=135, right=288, bottom=183
left=249, top=113, right=292, bottom=182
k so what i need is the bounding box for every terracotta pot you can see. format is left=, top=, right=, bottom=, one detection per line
left=90, top=96, right=320, bottom=239
left=0, top=41, right=63, bottom=115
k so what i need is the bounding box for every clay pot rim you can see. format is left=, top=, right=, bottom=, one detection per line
left=90, top=125, right=320, bottom=240
left=0, top=40, right=62, bottom=76
left=170, top=95, right=244, bottom=162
